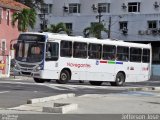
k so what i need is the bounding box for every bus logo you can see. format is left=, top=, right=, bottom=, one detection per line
left=67, top=63, right=91, bottom=68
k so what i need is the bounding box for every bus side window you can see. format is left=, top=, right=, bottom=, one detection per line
left=142, top=49, right=150, bottom=63
left=88, top=43, right=102, bottom=59
left=46, top=42, right=59, bottom=61
left=102, top=45, right=116, bottom=60
left=73, top=42, right=87, bottom=58
left=130, top=47, right=142, bottom=62
left=60, top=41, right=72, bottom=57
left=117, top=46, right=129, bottom=62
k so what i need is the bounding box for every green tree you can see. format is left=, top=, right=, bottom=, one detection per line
left=83, top=23, right=108, bottom=39
left=14, top=0, right=44, bottom=10
left=12, top=8, right=36, bottom=32
left=45, top=22, right=70, bottom=35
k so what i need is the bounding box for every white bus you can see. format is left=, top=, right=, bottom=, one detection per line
left=14, top=32, right=152, bottom=86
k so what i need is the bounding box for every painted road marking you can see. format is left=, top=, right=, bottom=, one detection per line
left=0, top=91, right=10, bottom=94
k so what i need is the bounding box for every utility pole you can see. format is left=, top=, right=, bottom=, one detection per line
left=39, top=3, right=47, bottom=32
left=97, top=8, right=103, bottom=23
left=108, top=16, right=111, bottom=38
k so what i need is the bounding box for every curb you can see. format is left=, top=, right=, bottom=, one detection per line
left=27, top=93, right=75, bottom=104
left=128, top=87, right=160, bottom=91
left=43, top=103, right=78, bottom=113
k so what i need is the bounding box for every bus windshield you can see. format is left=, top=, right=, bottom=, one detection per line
left=15, top=34, right=46, bottom=63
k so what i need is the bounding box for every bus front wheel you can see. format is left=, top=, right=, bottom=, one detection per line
left=110, top=72, right=125, bottom=86
left=34, top=78, right=45, bottom=83
left=56, top=70, right=70, bottom=84
left=89, top=81, right=103, bottom=86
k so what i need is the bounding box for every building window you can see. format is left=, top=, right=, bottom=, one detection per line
left=41, top=4, right=53, bottom=14
left=69, top=3, right=80, bottom=13
left=119, top=21, right=128, bottom=30
left=65, top=23, right=72, bottom=34
left=128, top=2, right=140, bottom=12
left=98, top=3, right=110, bottom=13
left=148, top=21, right=157, bottom=29
left=1, top=39, right=6, bottom=55
left=6, top=9, right=10, bottom=25
left=0, top=8, right=3, bottom=24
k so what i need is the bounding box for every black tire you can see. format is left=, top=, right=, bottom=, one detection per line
left=110, top=72, right=125, bottom=86
left=34, top=78, right=45, bottom=83
left=56, top=70, right=70, bottom=84
left=89, top=81, right=103, bottom=86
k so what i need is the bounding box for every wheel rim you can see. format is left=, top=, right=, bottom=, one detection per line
left=61, top=73, right=67, bottom=81
left=117, top=74, right=124, bottom=85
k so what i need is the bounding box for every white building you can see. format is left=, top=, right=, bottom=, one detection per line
left=34, top=0, right=160, bottom=77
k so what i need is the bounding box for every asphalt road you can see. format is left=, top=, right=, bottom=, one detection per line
left=0, top=77, right=159, bottom=109
left=0, top=78, right=127, bottom=108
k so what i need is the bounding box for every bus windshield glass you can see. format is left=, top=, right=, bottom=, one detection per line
left=15, top=34, right=46, bottom=63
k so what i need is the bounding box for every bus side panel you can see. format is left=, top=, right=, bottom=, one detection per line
left=68, top=58, right=87, bottom=80
left=138, top=63, right=150, bottom=82
left=58, top=57, right=87, bottom=81
left=86, top=60, right=101, bottom=81
left=114, top=62, right=128, bottom=81
left=114, top=62, right=142, bottom=82
left=86, top=60, right=115, bottom=81
left=42, top=61, right=60, bottom=79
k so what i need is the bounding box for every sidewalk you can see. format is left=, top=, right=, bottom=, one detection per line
left=0, top=75, right=33, bottom=81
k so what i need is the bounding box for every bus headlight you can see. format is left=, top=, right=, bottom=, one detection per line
left=34, top=65, right=43, bottom=72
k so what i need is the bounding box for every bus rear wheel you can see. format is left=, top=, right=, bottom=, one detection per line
left=89, top=81, right=103, bottom=86
left=34, top=78, right=45, bottom=83
left=56, top=70, right=70, bottom=84
left=110, top=72, right=125, bottom=86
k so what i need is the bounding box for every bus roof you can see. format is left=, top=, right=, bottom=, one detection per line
left=20, top=32, right=151, bottom=49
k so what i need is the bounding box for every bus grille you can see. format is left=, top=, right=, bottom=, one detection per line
left=19, top=64, right=35, bottom=68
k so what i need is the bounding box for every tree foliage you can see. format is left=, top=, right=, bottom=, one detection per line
left=12, top=9, right=37, bottom=32
left=14, top=0, right=44, bottom=10
left=45, top=22, right=70, bottom=35
left=83, top=23, right=108, bottom=39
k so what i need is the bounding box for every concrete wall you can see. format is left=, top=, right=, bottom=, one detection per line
left=0, top=8, right=19, bottom=56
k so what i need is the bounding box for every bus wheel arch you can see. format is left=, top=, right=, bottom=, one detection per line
left=56, top=68, right=71, bottom=84
left=110, top=71, right=126, bottom=86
